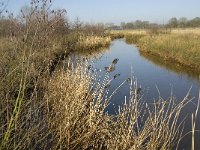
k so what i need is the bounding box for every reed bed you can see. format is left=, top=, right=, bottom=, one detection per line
left=138, top=33, right=200, bottom=70
left=43, top=62, right=193, bottom=150
left=1, top=58, right=196, bottom=149
left=110, top=29, right=147, bottom=35
left=110, top=30, right=147, bottom=44
left=125, top=34, right=146, bottom=44
left=171, top=28, right=200, bottom=34
left=109, top=32, right=125, bottom=40
left=75, top=35, right=111, bottom=51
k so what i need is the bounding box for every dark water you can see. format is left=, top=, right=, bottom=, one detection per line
left=79, top=39, right=200, bottom=150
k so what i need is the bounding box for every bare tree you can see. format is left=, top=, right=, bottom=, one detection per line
left=0, top=0, right=9, bottom=15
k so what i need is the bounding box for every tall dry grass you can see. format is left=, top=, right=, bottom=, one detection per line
left=0, top=57, right=190, bottom=149
left=0, top=0, right=110, bottom=149
left=43, top=61, right=194, bottom=149
left=75, top=34, right=111, bottom=51
left=1, top=57, right=198, bottom=149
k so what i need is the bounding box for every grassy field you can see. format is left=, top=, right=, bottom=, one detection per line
left=111, top=28, right=200, bottom=71
left=111, top=27, right=200, bottom=35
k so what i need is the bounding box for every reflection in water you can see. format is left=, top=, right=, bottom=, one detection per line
left=74, top=45, right=110, bottom=61
left=104, top=83, right=111, bottom=89
left=104, top=58, right=119, bottom=73
left=63, top=45, right=111, bottom=73
left=140, top=51, right=200, bottom=82
left=105, top=63, right=115, bottom=73
left=113, top=73, right=120, bottom=79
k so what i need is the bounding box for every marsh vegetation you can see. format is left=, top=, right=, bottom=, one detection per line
left=112, top=28, right=200, bottom=71
left=0, top=0, right=200, bottom=149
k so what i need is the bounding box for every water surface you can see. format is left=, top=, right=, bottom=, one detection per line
left=92, top=39, right=200, bottom=105
left=80, top=39, right=200, bottom=149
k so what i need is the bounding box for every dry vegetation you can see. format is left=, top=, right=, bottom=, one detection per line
left=76, top=34, right=111, bottom=51
left=139, top=33, right=200, bottom=70
left=171, top=28, right=200, bottom=34
left=111, top=28, right=200, bottom=71
left=44, top=64, right=192, bottom=150
left=0, top=0, right=199, bottom=149
left=1, top=56, right=194, bottom=149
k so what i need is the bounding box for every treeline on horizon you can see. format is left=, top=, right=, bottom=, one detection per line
left=109, top=17, right=200, bottom=30
left=1, top=9, right=200, bottom=36
left=0, top=6, right=106, bottom=38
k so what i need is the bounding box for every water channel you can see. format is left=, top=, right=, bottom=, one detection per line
left=75, top=39, right=200, bottom=149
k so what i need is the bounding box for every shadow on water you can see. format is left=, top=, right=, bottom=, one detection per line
left=139, top=51, right=200, bottom=82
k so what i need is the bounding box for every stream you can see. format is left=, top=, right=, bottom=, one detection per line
left=75, top=39, right=200, bottom=149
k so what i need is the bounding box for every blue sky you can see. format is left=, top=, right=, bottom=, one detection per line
left=7, top=0, right=200, bottom=24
